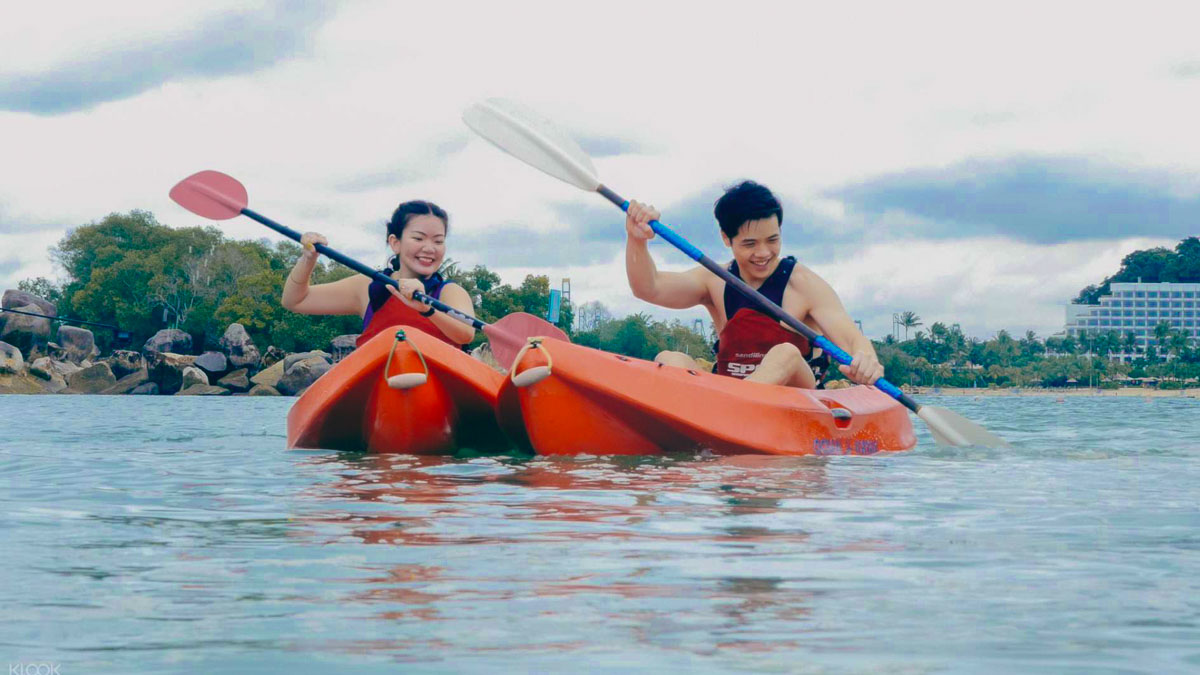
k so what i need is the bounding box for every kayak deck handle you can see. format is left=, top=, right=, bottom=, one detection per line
left=384, top=330, right=430, bottom=390
left=511, top=338, right=553, bottom=388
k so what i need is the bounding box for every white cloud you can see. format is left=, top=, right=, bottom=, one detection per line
left=1, top=0, right=1198, bottom=338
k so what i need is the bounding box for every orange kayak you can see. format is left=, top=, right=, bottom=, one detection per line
left=498, top=338, right=917, bottom=456
left=287, top=326, right=506, bottom=454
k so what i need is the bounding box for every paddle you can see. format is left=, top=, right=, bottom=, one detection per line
left=462, top=98, right=1008, bottom=448
left=168, top=170, right=566, bottom=368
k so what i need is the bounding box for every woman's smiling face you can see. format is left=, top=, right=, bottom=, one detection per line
left=390, top=214, right=447, bottom=277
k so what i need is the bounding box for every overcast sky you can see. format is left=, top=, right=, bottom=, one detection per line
left=2, top=0, right=1198, bottom=339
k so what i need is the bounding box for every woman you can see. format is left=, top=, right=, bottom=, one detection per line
left=281, top=200, right=475, bottom=348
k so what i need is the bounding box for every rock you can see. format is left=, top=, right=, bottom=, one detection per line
left=194, top=351, right=229, bottom=379
left=217, top=368, right=250, bottom=392
left=176, top=384, right=231, bottom=396
left=0, top=371, right=51, bottom=394
left=250, top=359, right=286, bottom=388
left=130, top=382, right=159, bottom=395
left=1, top=304, right=52, bottom=358
left=261, top=345, right=286, bottom=369
left=143, top=328, right=192, bottom=355
left=181, top=366, right=208, bottom=389
left=2, top=290, right=56, bottom=317
left=28, top=357, right=73, bottom=393
left=29, top=356, right=80, bottom=379
left=106, top=350, right=144, bottom=379
left=277, top=356, right=332, bottom=396
left=56, top=325, right=96, bottom=365
left=330, top=334, right=358, bottom=361
left=219, top=323, right=261, bottom=370
left=64, top=362, right=118, bottom=394
left=470, top=342, right=504, bottom=373
left=0, top=341, right=24, bottom=374
left=101, top=368, right=149, bottom=395
left=145, top=352, right=196, bottom=394
left=284, top=350, right=332, bottom=371
left=247, top=384, right=281, bottom=396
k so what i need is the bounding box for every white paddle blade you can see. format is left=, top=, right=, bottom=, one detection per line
left=463, top=98, right=601, bottom=192
left=917, top=406, right=1010, bottom=448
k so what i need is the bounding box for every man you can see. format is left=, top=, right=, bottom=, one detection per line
left=625, top=180, right=883, bottom=388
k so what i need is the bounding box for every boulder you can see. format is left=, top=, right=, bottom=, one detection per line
left=2, top=290, right=56, bottom=316
left=143, top=328, right=192, bottom=355
left=29, top=356, right=80, bottom=379
left=64, top=362, right=117, bottom=394
left=106, top=350, right=144, bottom=379
left=261, top=343, right=286, bottom=365
left=284, top=350, right=332, bottom=371
left=219, top=324, right=261, bottom=370
left=0, top=340, right=24, bottom=375
left=181, top=366, right=208, bottom=389
left=250, top=359, right=286, bottom=388
left=278, top=355, right=332, bottom=396
left=130, top=382, right=159, bottom=395
left=217, top=368, right=250, bottom=393
left=247, top=384, right=281, bottom=396
left=261, top=345, right=286, bottom=369
left=176, top=384, right=231, bottom=396
left=330, top=334, right=358, bottom=360
left=0, top=371, right=51, bottom=394
left=101, top=368, right=149, bottom=395
left=1, top=304, right=52, bottom=357
left=194, top=351, right=229, bottom=379
left=145, top=352, right=196, bottom=394
left=56, top=325, right=96, bottom=365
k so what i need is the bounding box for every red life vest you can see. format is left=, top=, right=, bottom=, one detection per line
left=713, top=256, right=828, bottom=382
left=355, top=296, right=459, bottom=348
left=715, top=309, right=814, bottom=379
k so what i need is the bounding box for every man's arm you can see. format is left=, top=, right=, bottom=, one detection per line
left=798, top=270, right=884, bottom=385
left=625, top=200, right=710, bottom=310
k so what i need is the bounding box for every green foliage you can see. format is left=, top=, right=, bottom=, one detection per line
left=1076, top=236, right=1200, bottom=302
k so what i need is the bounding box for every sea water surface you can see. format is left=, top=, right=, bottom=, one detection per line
left=1, top=394, right=1198, bottom=673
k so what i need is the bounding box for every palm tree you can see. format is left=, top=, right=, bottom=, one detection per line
left=899, top=311, right=922, bottom=340
left=1153, top=321, right=1173, bottom=364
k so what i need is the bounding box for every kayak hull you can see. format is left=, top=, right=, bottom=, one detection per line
left=498, top=339, right=916, bottom=456
left=287, top=327, right=505, bottom=454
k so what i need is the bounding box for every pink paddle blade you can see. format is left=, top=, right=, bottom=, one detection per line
left=485, top=312, right=569, bottom=369
left=169, top=170, right=248, bottom=220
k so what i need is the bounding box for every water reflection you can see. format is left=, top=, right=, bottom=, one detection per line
left=278, top=451, right=894, bottom=658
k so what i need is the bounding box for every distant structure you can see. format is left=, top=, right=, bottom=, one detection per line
left=1065, top=281, right=1200, bottom=360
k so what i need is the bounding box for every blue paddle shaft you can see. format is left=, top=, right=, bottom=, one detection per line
left=595, top=185, right=916, bottom=411
left=240, top=206, right=486, bottom=331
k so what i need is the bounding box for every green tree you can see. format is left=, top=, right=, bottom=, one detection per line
left=899, top=311, right=922, bottom=340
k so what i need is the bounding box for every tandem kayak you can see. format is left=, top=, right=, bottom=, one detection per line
left=287, top=326, right=507, bottom=454
left=497, top=338, right=917, bottom=456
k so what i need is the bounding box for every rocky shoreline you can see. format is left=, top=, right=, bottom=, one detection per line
left=1, top=289, right=343, bottom=397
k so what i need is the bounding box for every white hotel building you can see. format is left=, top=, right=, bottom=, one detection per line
left=1065, top=281, right=1200, bottom=359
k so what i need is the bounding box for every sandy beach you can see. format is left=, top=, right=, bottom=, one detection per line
left=918, top=386, right=1200, bottom=398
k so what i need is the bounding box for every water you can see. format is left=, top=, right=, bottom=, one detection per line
left=1, top=394, right=1198, bottom=673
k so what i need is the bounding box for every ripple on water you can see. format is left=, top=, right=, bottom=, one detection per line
left=0, top=394, right=1197, bottom=672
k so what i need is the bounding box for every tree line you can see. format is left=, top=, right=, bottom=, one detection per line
left=13, top=213, right=1199, bottom=387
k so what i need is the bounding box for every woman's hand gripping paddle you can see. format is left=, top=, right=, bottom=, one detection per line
left=168, top=170, right=567, bottom=368
left=462, top=99, right=1007, bottom=448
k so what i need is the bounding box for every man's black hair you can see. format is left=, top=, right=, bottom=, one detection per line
left=713, top=180, right=783, bottom=239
